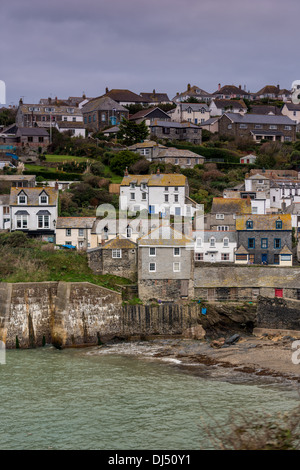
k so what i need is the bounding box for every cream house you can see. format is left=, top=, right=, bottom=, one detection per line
left=171, top=103, right=210, bottom=125
left=55, top=217, right=97, bottom=249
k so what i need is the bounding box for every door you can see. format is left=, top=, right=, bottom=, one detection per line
left=261, top=253, right=268, bottom=264
left=275, top=288, right=283, bottom=298
left=180, top=280, right=189, bottom=297
left=210, top=253, right=216, bottom=263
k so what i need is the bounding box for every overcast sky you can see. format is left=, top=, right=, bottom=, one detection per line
left=1, top=0, right=299, bottom=106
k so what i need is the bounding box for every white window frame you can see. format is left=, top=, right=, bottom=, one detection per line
left=149, top=247, right=156, bottom=257
left=39, top=194, right=48, bottom=205
left=223, top=237, right=229, bottom=247
left=78, top=228, right=84, bottom=237
left=173, top=262, right=181, bottom=272
left=216, top=214, right=224, bottom=220
left=16, top=214, right=28, bottom=229
left=112, top=249, right=122, bottom=259
left=174, top=247, right=181, bottom=256
left=38, top=214, right=50, bottom=229
left=66, top=228, right=71, bottom=236
left=18, top=194, right=27, bottom=205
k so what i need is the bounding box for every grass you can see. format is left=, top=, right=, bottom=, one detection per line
left=45, top=154, right=90, bottom=163
left=0, top=234, right=131, bottom=292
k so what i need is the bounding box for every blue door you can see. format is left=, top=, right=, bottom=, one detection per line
left=261, top=253, right=268, bottom=264
left=149, top=205, right=155, bottom=214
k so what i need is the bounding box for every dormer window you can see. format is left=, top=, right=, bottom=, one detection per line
left=39, top=192, right=49, bottom=205
left=276, top=219, right=283, bottom=229
left=210, top=237, right=216, bottom=247
left=18, top=192, right=27, bottom=205
left=246, top=219, right=253, bottom=229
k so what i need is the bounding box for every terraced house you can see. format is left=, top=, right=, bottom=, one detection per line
left=218, top=113, right=297, bottom=142
left=16, top=100, right=83, bottom=129
left=235, top=214, right=293, bottom=266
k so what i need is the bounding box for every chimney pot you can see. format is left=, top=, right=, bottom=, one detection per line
left=105, top=87, right=109, bottom=94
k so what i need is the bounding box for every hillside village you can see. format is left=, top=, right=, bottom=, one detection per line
left=1, top=82, right=300, bottom=304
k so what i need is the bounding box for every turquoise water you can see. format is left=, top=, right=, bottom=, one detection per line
left=0, top=346, right=299, bottom=450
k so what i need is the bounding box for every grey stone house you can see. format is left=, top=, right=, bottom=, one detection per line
left=235, top=214, right=293, bottom=266
left=149, top=120, right=202, bottom=145
left=81, top=96, right=129, bottom=132
left=87, top=236, right=138, bottom=281
left=218, top=113, right=297, bottom=142
left=204, top=197, right=251, bottom=231
left=137, top=225, right=194, bottom=301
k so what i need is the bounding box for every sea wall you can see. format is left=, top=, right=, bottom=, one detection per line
left=0, top=282, right=201, bottom=348
left=256, top=296, right=300, bottom=331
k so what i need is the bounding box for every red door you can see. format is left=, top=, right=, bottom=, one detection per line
left=275, top=288, right=283, bottom=298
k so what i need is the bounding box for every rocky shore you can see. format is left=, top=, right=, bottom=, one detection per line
left=98, top=331, right=300, bottom=385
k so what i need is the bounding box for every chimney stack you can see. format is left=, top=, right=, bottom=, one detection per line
left=187, top=84, right=191, bottom=91
left=157, top=167, right=160, bottom=175
left=153, top=89, right=156, bottom=95
left=105, top=87, right=109, bottom=94
left=55, top=179, right=59, bottom=190
left=124, top=167, right=128, bottom=176
left=218, top=83, right=221, bottom=91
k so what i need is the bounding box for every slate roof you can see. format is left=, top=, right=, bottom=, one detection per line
left=0, top=194, right=10, bottom=205
left=128, top=141, right=166, bottom=150
left=102, top=235, right=137, bottom=250
left=149, top=120, right=199, bottom=129
left=255, top=85, right=280, bottom=95
left=120, top=173, right=187, bottom=187
left=211, top=198, right=251, bottom=214
left=178, top=103, right=209, bottom=112
left=193, top=230, right=237, bottom=243
left=211, top=99, right=246, bottom=110
left=138, top=225, right=193, bottom=247
left=81, top=96, right=127, bottom=113
left=102, top=89, right=148, bottom=104
left=283, top=103, right=300, bottom=111
left=213, top=85, right=249, bottom=95
left=10, top=187, right=58, bottom=206
left=223, top=112, right=296, bottom=125
left=235, top=214, right=292, bottom=231
left=56, top=217, right=96, bottom=229
left=0, top=175, right=35, bottom=182
left=129, top=107, right=170, bottom=120
left=19, top=104, right=83, bottom=116
left=156, top=147, right=204, bottom=159
left=140, top=92, right=170, bottom=102
left=249, top=105, right=282, bottom=115
left=2, top=125, right=49, bottom=137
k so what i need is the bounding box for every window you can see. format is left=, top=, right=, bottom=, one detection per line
left=281, top=254, right=291, bottom=261
left=112, top=249, right=122, bottom=258
left=102, top=113, right=106, bottom=122
left=236, top=254, right=247, bottom=260
left=149, top=262, right=156, bottom=272
left=175, top=207, right=181, bottom=216
left=223, top=238, right=229, bottom=247
left=274, top=254, right=280, bottom=265
left=255, top=124, right=262, bottom=129
left=66, top=229, right=71, bottom=236
left=173, top=262, right=180, bottom=272
left=239, top=124, right=248, bottom=129
left=186, top=159, right=191, bottom=165
left=196, top=238, right=202, bottom=247
left=16, top=215, right=28, bottom=229
left=149, top=247, right=156, bottom=257
left=141, top=183, right=147, bottom=189
left=130, top=193, right=135, bottom=200
left=174, top=194, right=179, bottom=202
left=248, top=238, right=255, bottom=249
left=38, top=215, right=49, bottom=229
left=276, top=219, right=283, bottom=229
left=249, top=254, right=255, bottom=264
left=210, top=237, right=216, bottom=247
left=175, top=159, right=179, bottom=165
left=142, top=192, right=147, bottom=200
left=40, top=194, right=48, bottom=204
left=284, top=126, right=292, bottom=130
left=64, top=117, right=68, bottom=121
left=227, top=124, right=232, bottom=129
left=174, top=247, right=181, bottom=256
left=274, top=238, right=281, bottom=249
left=218, top=226, right=229, bottom=231
left=195, top=253, right=203, bottom=261
left=164, top=194, right=169, bottom=202
left=130, top=183, right=135, bottom=189
left=18, top=194, right=27, bottom=204
left=78, top=229, right=84, bottom=237
left=174, top=187, right=179, bottom=192
left=221, top=253, right=229, bottom=260
left=261, top=238, right=268, bottom=249
left=284, top=137, right=292, bottom=142
left=216, top=214, right=224, bottom=220
left=246, top=219, right=253, bottom=229
left=39, top=137, right=44, bottom=143
left=252, top=206, right=258, bottom=214
left=269, top=125, right=277, bottom=129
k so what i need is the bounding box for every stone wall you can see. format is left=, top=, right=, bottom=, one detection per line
left=257, top=296, right=300, bottom=330
left=194, top=265, right=300, bottom=301
left=0, top=281, right=200, bottom=348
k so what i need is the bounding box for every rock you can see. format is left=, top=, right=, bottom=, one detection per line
left=182, top=324, right=206, bottom=340
left=210, top=338, right=225, bottom=349
left=225, top=334, right=240, bottom=345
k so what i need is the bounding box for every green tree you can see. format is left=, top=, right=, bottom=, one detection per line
left=109, top=150, right=141, bottom=175
left=117, top=119, right=149, bottom=145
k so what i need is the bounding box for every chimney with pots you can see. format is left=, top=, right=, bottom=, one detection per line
left=218, top=83, right=221, bottom=91
left=105, top=87, right=109, bottom=94
left=124, top=167, right=128, bottom=176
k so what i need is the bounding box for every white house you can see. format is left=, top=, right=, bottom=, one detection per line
left=55, top=121, right=86, bottom=137
left=171, top=103, right=210, bottom=125
left=193, top=230, right=237, bottom=263
left=0, top=194, right=10, bottom=230
left=209, top=99, right=247, bottom=116
left=10, top=186, right=58, bottom=241
left=119, top=170, right=193, bottom=217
